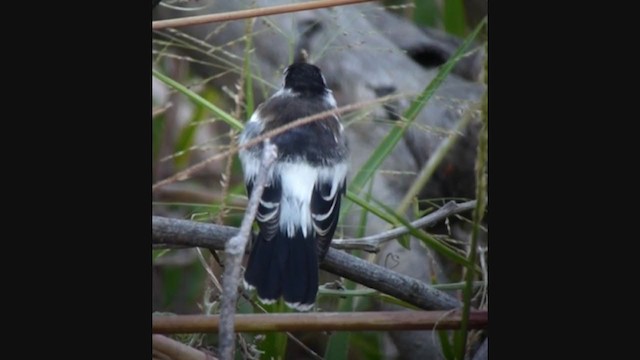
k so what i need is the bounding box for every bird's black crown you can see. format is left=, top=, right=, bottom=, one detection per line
left=283, top=62, right=328, bottom=96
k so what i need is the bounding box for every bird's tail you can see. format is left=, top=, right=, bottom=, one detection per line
left=244, top=229, right=318, bottom=312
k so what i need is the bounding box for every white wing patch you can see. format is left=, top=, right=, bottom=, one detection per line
left=275, top=161, right=348, bottom=239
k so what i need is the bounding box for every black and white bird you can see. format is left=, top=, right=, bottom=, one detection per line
left=238, top=62, right=349, bottom=311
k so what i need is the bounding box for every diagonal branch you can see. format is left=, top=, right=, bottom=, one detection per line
left=153, top=207, right=469, bottom=311
left=331, top=200, right=476, bottom=252
left=218, top=140, right=278, bottom=360
left=153, top=0, right=375, bottom=30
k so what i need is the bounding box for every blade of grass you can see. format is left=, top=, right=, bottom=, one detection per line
left=456, top=38, right=488, bottom=360
left=345, top=191, right=399, bottom=227
left=153, top=68, right=244, bottom=131
left=243, top=18, right=255, bottom=119
left=443, top=0, right=467, bottom=37
left=325, top=180, right=375, bottom=360
left=356, top=178, right=375, bottom=238
left=325, top=328, right=351, bottom=359
left=395, top=101, right=478, bottom=215
left=258, top=300, right=289, bottom=359
left=376, top=293, right=421, bottom=310
left=438, top=330, right=455, bottom=360
left=346, top=190, right=478, bottom=270
left=342, top=18, right=486, bottom=217
left=369, top=195, right=479, bottom=271
left=349, top=331, right=383, bottom=360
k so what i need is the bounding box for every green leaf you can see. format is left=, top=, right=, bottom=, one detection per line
left=345, top=191, right=399, bottom=226
left=377, top=293, right=421, bottom=310
left=258, top=300, right=288, bottom=360
left=349, top=331, right=383, bottom=360
left=438, top=330, right=455, bottom=360
left=243, top=19, right=255, bottom=119
left=397, top=234, right=411, bottom=250
left=324, top=291, right=354, bottom=359
left=152, top=69, right=244, bottom=131
left=443, top=0, right=467, bottom=37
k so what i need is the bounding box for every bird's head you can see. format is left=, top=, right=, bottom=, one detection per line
left=283, top=62, right=328, bottom=97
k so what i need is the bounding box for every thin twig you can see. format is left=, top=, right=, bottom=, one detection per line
left=153, top=102, right=173, bottom=118
left=153, top=311, right=488, bottom=333
left=331, top=200, right=476, bottom=252
left=153, top=0, right=376, bottom=30
left=219, top=140, right=278, bottom=360
left=152, top=92, right=406, bottom=191
left=457, top=45, right=489, bottom=359
left=152, top=215, right=462, bottom=311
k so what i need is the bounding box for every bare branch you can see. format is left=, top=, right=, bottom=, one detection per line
left=320, top=246, right=460, bottom=310
left=153, top=0, right=375, bottom=30
left=152, top=334, right=218, bottom=360
left=153, top=209, right=463, bottom=311
left=153, top=311, right=488, bottom=333
left=219, top=140, right=278, bottom=360
left=331, top=200, right=476, bottom=252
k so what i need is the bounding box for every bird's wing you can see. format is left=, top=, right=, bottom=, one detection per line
left=311, top=175, right=346, bottom=261
left=247, top=176, right=282, bottom=242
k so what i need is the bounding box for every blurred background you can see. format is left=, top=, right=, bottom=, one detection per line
left=152, top=1, right=487, bottom=359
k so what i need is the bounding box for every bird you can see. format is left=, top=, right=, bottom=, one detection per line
left=238, top=62, right=349, bottom=311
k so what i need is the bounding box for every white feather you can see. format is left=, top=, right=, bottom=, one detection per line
left=258, top=297, right=276, bottom=305
left=285, top=301, right=314, bottom=312
left=324, top=91, right=337, bottom=108
left=273, top=87, right=293, bottom=98
left=274, top=161, right=348, bottom=238
left=242, top=279, right=254, bottom=291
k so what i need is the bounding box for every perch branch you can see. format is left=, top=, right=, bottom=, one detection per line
left=331, top=200, right=476, bottom=252
left=153, top=0, right=375, bottom=30
left=153, top=216, right=463, bottom=310
left=219, top=140, right=278, bottom=360
left=153, top=311, right=488, bottom=333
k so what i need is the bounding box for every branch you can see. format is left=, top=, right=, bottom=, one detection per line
left=153, top=0, right=375, bottom=30
left=219, top=140, right=278, bottom=360
left=153, top=215, right=463, bottom=311
left=152, top=334, right=218, bottom=360
left=151, top=92, right=406, bottom=191
left=331, top=200, right=476, bottom=252
left=153, top=311, right=488, bottom=333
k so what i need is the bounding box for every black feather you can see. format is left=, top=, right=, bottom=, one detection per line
left=311, top=178, right=346, bottom=261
